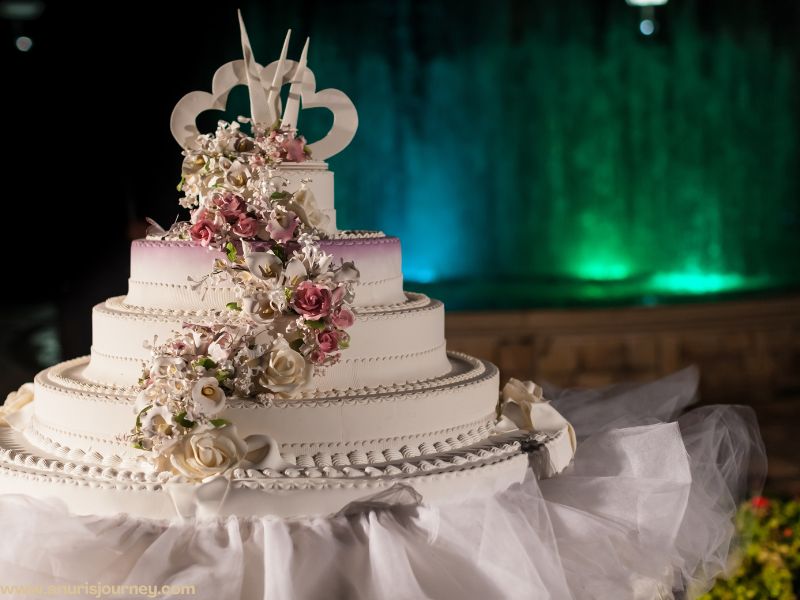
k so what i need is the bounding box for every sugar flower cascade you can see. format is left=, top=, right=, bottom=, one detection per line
left=130, top=14, right=360, bottom=480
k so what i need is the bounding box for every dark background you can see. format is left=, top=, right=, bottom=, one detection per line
left=2, top=0, right=799, bottom=383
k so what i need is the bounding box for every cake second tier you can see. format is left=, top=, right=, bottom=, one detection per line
left=85, top=293, right=451, bottom=391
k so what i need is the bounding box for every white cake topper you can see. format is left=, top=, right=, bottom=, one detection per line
left=170, top=10, right=358, bottom=161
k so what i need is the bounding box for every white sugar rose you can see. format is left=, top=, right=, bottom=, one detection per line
left=289, top=188, right=331, bottom=234
left=168, top=333, right=199, bottom=357
left=168, top=425, right=247, bottom=480
left=495, top=379, right=577, bottom=453
left=259, top=337, right=309, bottom=394
left=150, top=357, right=187, bottom=379
left=0, top=383, right=34, bottom=426
left=283, top=256, right=308, bottom=286
left=139, top=404, right=175, bottom=438
left=208, top=330, right=236, bottom=363
left=293, top=237, right=333, bottom=274
left=191, top=377, right=226, bottom=416
left=134, top=388, right=153, bottom=413
left=497, top=378, right=544, bottom=432
left=244, top=249, right=283, bottom=281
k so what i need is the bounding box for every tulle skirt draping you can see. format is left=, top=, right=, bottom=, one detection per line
left=0, top=367, right=766, bottom=599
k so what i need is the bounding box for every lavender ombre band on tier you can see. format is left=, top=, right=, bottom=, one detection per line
left=124, top=235, right=406, bottom=311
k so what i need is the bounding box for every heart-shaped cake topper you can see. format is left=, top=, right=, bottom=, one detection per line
left=170, top=10, right=359, bottom=161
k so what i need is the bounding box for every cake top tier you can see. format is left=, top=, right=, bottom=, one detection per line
left=170, top=10, right=358, bottom=161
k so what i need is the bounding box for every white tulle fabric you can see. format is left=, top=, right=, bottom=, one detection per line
left=0, top=367, right=765, bottom=600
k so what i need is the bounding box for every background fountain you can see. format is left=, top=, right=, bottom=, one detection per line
left=248, top=0, right=800, bottom=308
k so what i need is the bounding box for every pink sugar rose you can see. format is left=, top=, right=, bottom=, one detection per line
left=292, top=281, right=332, bottom=319
left=331, top=285, right=345, bottom=305
left=316, top=329, right=340, bottom=353
left=281, top=135, right=308, bottom=163
left=192, top=207, right=210, bottom=223
left=330, top=307, right=355, bottom=329
left=189, top=219, right=217, bottom=247
left=265, top=210, right=299, bottom=243
left=213, top=192, right=245, bottom=222
left=233, top=215, right=259, bottom=239
left=309, top=349, right=327, bottom=365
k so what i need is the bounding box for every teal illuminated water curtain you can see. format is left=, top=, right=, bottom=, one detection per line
left=237, top=0, right=800, bottom=301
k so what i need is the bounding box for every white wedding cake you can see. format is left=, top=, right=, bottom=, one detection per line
left=0, top=14, right=575, bottom=519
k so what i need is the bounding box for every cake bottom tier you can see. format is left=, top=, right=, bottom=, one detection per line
left=0, top=422, right=572, bottom=518
left=32, top=352, right=501, bottom=465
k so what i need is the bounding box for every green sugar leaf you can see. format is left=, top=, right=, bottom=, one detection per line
left=225, top=242, right=238, bottom=261
left=195, top=357, right=217, bottom=370
left=174, top=411, right=196, bottom=429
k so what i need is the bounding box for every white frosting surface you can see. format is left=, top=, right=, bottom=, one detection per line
left=275, top=162, right=336, bottom=231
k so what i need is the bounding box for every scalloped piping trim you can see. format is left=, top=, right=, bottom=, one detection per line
left=133, top=231, right=388, bottom=251
left=0, top=448, right=526, bottom=496
left=29, top=419, right=129, bottom=447
left=88, top=350, right=144, bottom=363
left=84, top=341, right=450, bottom=394
left=29, top=414, right=495, bottom=454
left=24, top=424, right=140, bottom=468
left=0, top=424, right=558, bottom=491
left=127, top=272, right=402, bottom=291
left=321, top=236, right=397, bottom=246
left=354, top=274, right=403, bottom=287
left=41, top=351, right=495, bottom=405
left=269, top=163, right=328, bottom=172
left=25, top=415, right=501, bottom=473
left=90, top=341, right=446, bottom=369
left=134, top=240, right=223, bottom=249
left=102, top=292, right=433, bottom=322
left=329, top=230, right=387, bottom=240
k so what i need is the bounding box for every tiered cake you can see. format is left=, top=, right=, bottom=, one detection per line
left=0, top=15, right=574, bottom=518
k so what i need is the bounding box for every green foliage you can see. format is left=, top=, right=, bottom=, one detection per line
left=134, top=406, right=150, bottom=431
left=193, top=357, right=217, bottom=370
left=173, top=411, right=196, bottom=429
left=225, top=242, right=238, bottom=262
left=702, top=497, right=800, bottom=599
left=272, top=245, right=286, bottom=262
